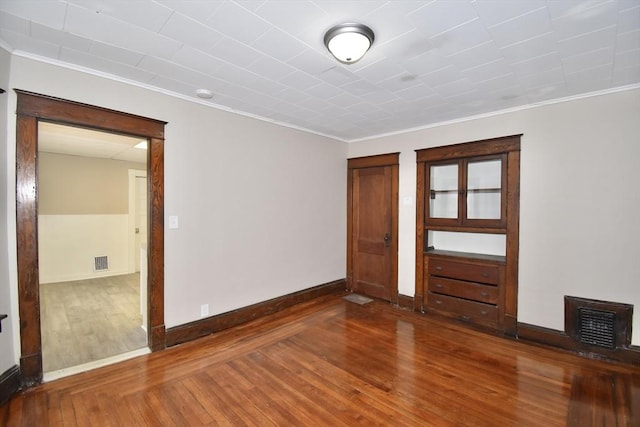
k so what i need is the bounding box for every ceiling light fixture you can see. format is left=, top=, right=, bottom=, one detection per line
left=134, top=140, right=147, bottom=150
left=324, top=23, right=374, bottom=64
left=196, top=88, right=214, bottom=99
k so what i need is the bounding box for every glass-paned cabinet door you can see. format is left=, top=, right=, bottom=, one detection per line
left=467, top=158, right=502, bottom=220
left=429, top=163, right=458, bottom=219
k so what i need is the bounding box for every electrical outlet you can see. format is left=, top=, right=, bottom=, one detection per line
left=200, top=304, right=209, bottom=317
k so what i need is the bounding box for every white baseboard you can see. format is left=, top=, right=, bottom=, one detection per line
left=40, top=268, right=131, bottom=284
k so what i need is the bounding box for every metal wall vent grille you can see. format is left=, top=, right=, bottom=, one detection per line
left=578, top=308, right=616, bottom=349
left=94, top=256, right=109, bottom=271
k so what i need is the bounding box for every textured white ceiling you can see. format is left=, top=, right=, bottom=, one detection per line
left=39, top=122, right=148, bottom=163
left=1, top=0, right=639, bottom=142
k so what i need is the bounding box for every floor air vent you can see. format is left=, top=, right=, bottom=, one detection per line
left=94, top=256, right=109, bottom=271
left=565, top=296, right=633, bottom=351
left=577, top=308, right=615, bottom=349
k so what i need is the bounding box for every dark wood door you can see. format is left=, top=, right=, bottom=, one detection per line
left=347, top=154, right=398, bottom=302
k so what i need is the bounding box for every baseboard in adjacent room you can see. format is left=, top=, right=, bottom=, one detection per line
left=0, top=365, right=21, bottom=407
left=517, top=322, right=640, bottom=364
left=165, top=279, right=346, bottom=347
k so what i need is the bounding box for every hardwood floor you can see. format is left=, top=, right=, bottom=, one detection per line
left=3, top=293, right=638, bottom=426
left=40, top=274, right=147, bottom=372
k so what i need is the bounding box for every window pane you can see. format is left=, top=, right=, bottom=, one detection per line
left=467, top=159, right=501, bottom=219
left=430, top=164, right=457, bottom=218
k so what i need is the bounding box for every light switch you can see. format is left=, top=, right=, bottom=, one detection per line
left=403, top=196, right=413, bottom=206
left=169, top=215, right=179, bottom=229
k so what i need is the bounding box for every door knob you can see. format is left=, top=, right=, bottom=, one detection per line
left=383, top=233, right=391, bottom=247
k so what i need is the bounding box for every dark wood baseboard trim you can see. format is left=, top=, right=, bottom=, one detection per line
left=0, top=365, right=20, bottom=407
left=19, top=353, right=41, bottom=388
left=397, top=294, right=414, bottom=310
left=517, top=322, right=640, bottom=365
left=165, top=279, right=346, bottom=347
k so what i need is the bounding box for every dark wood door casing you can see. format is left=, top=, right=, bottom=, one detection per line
left=14, top=90, right=166, bottom=386
left=347, top=153, right=399, bottom=303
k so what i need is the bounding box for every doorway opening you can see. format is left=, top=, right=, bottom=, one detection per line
left=37, top=122, right=150, bottom=379
left=15, top=90, right=166, bottom=386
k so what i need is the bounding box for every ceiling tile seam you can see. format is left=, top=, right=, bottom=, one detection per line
left=509, top=51, right=561, bottom=68
left=425, top=17, right=480, bottom=41
left=562, top=46, right=617, bottom=64
left=557, top=0, right=616, bottom=20
left=554, top=24, right=617, bottom=44
left=565, top=62, right=615, bottom=79
left=154, top=8, right=175, bottom=35
left=460, top=57, right=505, bottom=73
left=471, top=71, right=518, bottom=87
left=446, top=40, right=495, bottom=59
left=347, top=82, right=640, bottom=143
left=10, top=49, right=349, bottom=143
left=500, top=31, right=556, bottom=52
left=618, top=3, right=640, bottom=13
left=230, top=0, right=330, bottom=57
left=486, top=5, right=549, bottom=29
left=0, top=38, right=12, bottom=52
left=611, top=3, right=620, bottom=63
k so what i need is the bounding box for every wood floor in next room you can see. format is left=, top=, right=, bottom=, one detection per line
left=3, top=293, right=639, bottom=426
left=40, top=273, right=147, bottom=372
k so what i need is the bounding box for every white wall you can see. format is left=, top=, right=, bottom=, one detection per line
left=0, top=48, right=16, bottom=372
left=38, top=215, right=130, bottom=283
left=348, top=88, right=640, bottom=346
left=6, top=55, right=347, bottom=337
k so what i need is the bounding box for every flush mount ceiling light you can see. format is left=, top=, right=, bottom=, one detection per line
left=324, top=23, right=374, bottom=64
left=196, top=88, right=214, bottom=99
left=134, top=140, right=147, bottom=150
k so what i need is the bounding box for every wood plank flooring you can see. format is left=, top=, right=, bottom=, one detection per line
left=3, top=293, right=639, bottom=426
left=40, top=274, right=147, bottom=372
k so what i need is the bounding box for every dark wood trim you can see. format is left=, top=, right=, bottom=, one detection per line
left=346, top=168, right=353, bottom=292
left=397, top=294, right=414, bottom=310
left=503, top=149, right=520, bottom=337
left=15, top=113, right=41, bottom=387
left=0, top=365, right=20, bottom=407
left=347, top=152, right=400, bottom=169
left=415, top=134, right=522, bottom=163
left=165, top=279, right=346, bottom=347
left=415, top=152, right=425, bottom=312
left=390, top=161, right=399, bottom=304
left=148, top=137, right=165, bottom=351
left=14, top=90, right=166, bottom=386
left=517, top=323, right=640, bottom=365
left=15, top=90, right=166, bottom=138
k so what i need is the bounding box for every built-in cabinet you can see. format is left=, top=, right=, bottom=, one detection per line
left=415, top=135, right=521, bottom=335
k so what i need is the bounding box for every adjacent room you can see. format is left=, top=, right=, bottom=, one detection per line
left=37, top=122, right=150, bottom=377
left=0, top=0, right=638, bottom=425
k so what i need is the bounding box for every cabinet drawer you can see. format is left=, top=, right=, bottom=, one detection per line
left=429, top=276, right=498, bottom=304
left=428, top=259, right=499, bottom=285
left=427, top=293, right=498, bottom=327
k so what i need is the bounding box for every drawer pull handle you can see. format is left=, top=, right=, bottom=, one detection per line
left=435, top=300, right=442, bottom=305
left=480, top=310, right=487, bottom=315
left=435, top=283, right=443, bottom=289
left=480, top=292, right=488, bottom=297
left=435, top=266, right=443, bottom=271
left=481, top=272, right=489, bottom=277
left=461, top=315, right=471, bottom=321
